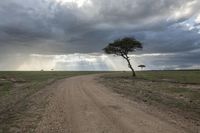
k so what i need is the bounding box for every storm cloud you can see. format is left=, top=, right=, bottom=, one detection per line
left=0, top=0, right=200, bottom=70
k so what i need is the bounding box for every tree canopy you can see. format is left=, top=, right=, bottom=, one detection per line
left=103, top=37, right=142, bottom=57
left=138, top=65, right=146, bottom=70
left=138, top=65, right=146, bottom=68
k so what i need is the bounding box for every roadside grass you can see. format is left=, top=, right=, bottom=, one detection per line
left=136, top=70, right=200, bottom=84
left=0, top=71, right=102, bottom=82
left=0, top=71, right=102, bottom=97
left=0, top=71, right=103, bottom=133
left=0, top=81, right=12, bottom=96
left=99, top=70, right=200, bottom=126
left=112, top=70, right=200, bottom=84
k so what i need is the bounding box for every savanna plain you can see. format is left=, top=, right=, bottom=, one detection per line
left=0, top=70, right=199, bottom=133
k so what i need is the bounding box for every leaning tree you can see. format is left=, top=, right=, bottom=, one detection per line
left=103, top=37, right=142, bottom=77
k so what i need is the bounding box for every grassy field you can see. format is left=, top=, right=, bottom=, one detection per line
left=1, top=70, right=199, bottom=132
left=99, top=70, right=200, bottom=127
left=136, top=70, right=200, bottom=84
left=0, top=71, right=102, bottom=96
left=0, top=71, right=102, bottom=133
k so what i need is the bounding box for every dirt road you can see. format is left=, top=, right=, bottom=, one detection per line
left=36, top=75, right=188, bottom=133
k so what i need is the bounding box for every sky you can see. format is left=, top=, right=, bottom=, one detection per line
left=0, top=0, right=200, bottom=71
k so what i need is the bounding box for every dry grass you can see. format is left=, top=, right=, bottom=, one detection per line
left=0, top=71, right=102, bottom=133
left=99, top=70, right=200, bottom=127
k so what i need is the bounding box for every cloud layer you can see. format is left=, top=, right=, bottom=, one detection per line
left=0, top=0, right=200, bottom=70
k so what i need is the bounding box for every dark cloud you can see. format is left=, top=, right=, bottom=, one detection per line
left=0, top=0, right=200, bottom=70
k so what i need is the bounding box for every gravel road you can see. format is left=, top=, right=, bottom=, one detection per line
left=36, top=75, right=187, bottom=133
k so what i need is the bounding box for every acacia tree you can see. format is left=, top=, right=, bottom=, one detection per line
left=103, top=37, right=142, bottom=77
left=138, top=65, right=146, bottom=70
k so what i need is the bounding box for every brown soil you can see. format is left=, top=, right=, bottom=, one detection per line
left=35, top=75, right=189, bottom=133
left=0, top=80, right=62, bottom=133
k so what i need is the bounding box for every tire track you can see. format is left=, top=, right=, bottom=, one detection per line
left=78, top=78, right=133, bottom=133
left=36, top=75, right=188, bottom=133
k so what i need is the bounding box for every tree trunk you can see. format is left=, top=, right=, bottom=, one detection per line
left=125, top=58, right=136, bottom=77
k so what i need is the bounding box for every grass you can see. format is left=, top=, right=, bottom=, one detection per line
left=136, top=70, right=200, bottom=84
left=0, top=71, right=103, bottom=82
left=0, top=71, right=103, bottom=96
left=99, top=70, right=200, bottom=125
left=110, top=70, right=200, bottom=84
left=0, top=71, right=104, bottom=133
left=0, top=81, right=12, bottom=96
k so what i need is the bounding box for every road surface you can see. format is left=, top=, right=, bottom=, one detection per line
left=36, top=75, right=187, bottom=133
